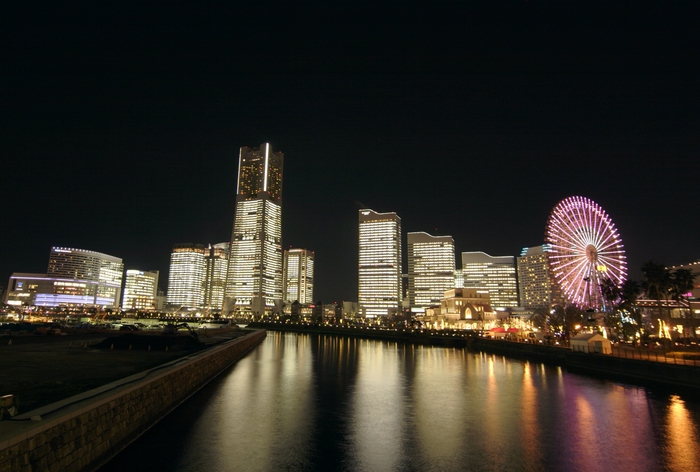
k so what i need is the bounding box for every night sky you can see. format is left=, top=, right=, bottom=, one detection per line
left=2, top=2, right=698, bottom=304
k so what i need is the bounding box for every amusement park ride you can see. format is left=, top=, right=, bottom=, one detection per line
left=546, top=196, right=627, bottom=313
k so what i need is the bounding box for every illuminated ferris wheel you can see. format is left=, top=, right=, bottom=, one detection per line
left=545, top=196, right=627, bottom=309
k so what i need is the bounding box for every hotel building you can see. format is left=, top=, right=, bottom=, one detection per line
left=122, top=270, right=159, bottom=311
left=461, top=252, right=518, bottom=310
left=516, top=245, right=564, bottom=309
left=283, top=248, right=314, bottom=303
left=166, top=243, right=206, bottom=309
left=5, top=247, right=124, bottom=308
left=225, top=143, right=284, bottom=316
left=358, top=209, right=402, bottom=318
left=203, top=243, right=229, bottom=312
left=407, top=232, right=455, bottom=308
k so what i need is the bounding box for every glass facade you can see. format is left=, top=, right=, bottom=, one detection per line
left=461, top=252, right=518, bottom=310
left=167, top=244, right=206, bottom=308
left=358, top=209, right=402, bottom=317
left=407, top=232, right=455, bottom=308
left=226, top=144, right=284, bottom=316
left=283, top=248, right=314, bottom=303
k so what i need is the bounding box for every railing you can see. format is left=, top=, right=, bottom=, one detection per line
left=610, top=346, right=700, bottom=367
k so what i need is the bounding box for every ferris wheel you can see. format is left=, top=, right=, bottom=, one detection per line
left=545, top=196, right=627, bottom=309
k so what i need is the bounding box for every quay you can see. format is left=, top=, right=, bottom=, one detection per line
left=0, top=329, right=266, bottom=472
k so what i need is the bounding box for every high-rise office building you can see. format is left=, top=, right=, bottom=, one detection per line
left=47, top=247, right=124, bottom=307
left=225, top=144, right=284, bottom=316
left=462, top=252, right=518, bottom=310
left=517, top=245, right=564, bottom=309
left=122, top=270, right=159, bottom=311
left=358, top=209, right=402, bottom=317
left=5, top=247, right=124, bottom=308
left=283, top=248, right=314, bottom=303
left=167, top=243, right=206, bottom=308
left=204, top=243, right=229, bottom=311
left=407, top=232, right=455, bottom=308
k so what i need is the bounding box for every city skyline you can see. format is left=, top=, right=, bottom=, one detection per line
left=2, top=3, right=698, bottom=304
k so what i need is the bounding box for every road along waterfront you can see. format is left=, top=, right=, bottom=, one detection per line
left=102, top=331, right=700, bottom=472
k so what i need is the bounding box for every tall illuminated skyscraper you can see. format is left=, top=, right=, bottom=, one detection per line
left=407, top=232, right=455, bottom=308
left=225, top=143, right=284, bottom=316
left=461, top=252, right=518, bottom=309
left=167, top=243, right=206, bottom=308
left=283, top=248, right=314, bottom=303
left=358, top=209, right=402, bottom=318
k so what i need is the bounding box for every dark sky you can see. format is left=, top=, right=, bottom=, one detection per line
left=1, top=2, right=698, bottom=303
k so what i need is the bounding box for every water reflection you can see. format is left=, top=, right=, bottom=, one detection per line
left=102, top=332, right=700, bottom=472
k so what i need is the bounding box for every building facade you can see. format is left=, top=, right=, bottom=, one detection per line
left=407, top=232, right=455, bottom=308
left=225, top=144, right=284, bottom=316
left=122, top=270, right=159, bottom=311
left=204, top=243, right=229, bottom=312
left=5, top=247, right=124, bottom=308
left=358, top=209, right=402, bottom=318
left=516, top=245, right=563, bottom=309
left=283, top=248, right=314, bottom=303
left=167, top=243, right=206, bottom=309
left=461, top=251, right=518, bottom=310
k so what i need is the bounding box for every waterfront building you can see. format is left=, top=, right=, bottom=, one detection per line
left=668, top=260, right=700, bottom=299
left=440, top=288, right=495, bottom=330
left=358, top=209, right=402, bottom=318
left=407, top=232, right=455, bottom=308
left=517, top=245, right=564, bottom=309
left=461, top=252, right=518, bottom=310
left=5, top=247, right=124, bottom=308
left=225, top=143, right=284, bottom=317
left=122, top=270, right=159, bottom=311
left=283, top=248, right=314, bottom=303
left=204, top=243, right=229, bottom=312
left=167, top=243, right=206, bottom=309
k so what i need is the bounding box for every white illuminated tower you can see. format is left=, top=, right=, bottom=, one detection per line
left=461, top=252, right=518, bottom=310
left=407, top=232, right=455, bottom=308
left=225, top=144, right=284, bottom=317
left=358, top=209, right=402, bottom=318
left=283, top=248, right=314, bottom=303
left=167, top=244, right=206, bottom=308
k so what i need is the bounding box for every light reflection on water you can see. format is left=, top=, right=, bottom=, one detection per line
left=102, top=332, right=700, bottom=472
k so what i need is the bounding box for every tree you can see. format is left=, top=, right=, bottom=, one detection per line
left=671, top=268, right=697, bottom=339
left=641, top=261, right=672, bottom=336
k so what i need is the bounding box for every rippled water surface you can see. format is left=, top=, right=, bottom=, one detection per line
left=102, top=332, right=700, bottom=471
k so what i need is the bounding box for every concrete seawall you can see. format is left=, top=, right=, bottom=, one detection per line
left=0, top=329, right=266, bottom=472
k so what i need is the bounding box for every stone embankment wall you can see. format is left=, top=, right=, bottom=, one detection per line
left=0, top=330, right=266, bottom=472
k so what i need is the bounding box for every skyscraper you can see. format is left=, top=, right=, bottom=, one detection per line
left=204, top=243, right=229, bottom=311
left=167, top=243, right=206, bottom=309
left=407, top=232, right=455, bottom=308
left=516, top=245, right=564, bottom=309
left=122, top=270, right=159, bottom=311
left=225, top=144, right=284, bottom=316
left=358, top=209, right=402, bottom=318
left=461, top=252, right=518, bottom=310
left=283, top=248, right=314, bottom=303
